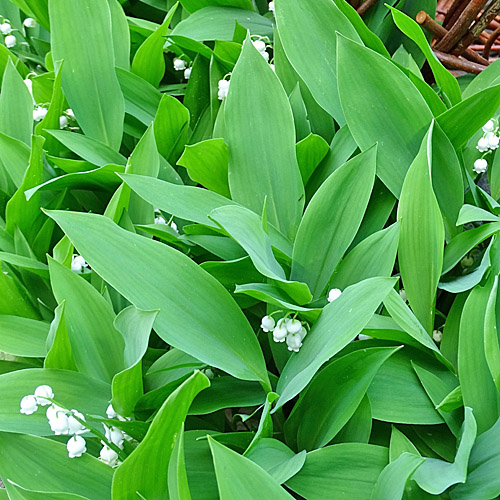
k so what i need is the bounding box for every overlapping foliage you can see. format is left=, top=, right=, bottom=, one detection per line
left=0, top=0, right=500, bottom=498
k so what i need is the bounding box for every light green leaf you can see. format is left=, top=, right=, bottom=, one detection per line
left=0, top=315, right=49, bottom=357
left=168, top=423, right=191, bottom=500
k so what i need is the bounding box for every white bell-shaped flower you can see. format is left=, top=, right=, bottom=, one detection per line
left=260, top=315, right=275, bottom=332
left=173, top=58, right=187, bottom=71
left=273, top=322, right=288, bottom=343
left=286, top=318, right=302, bottom=334
left=49, top=411, right=70, bottom=435
left=33, top=106, right=47, bottom=122
left=99, top=445, right=119, bottom=466
left=5, top=34, right=16, bottom=48
left=286, top=332, right=302, bottom=352
left=105, top=425, right=125, bottom=449
left=203, top=367, right=215, bottom=379
left=358, top=334, right=372, bottom=341
left=269, top=1, right=275, bottom=12
left=483, top=120, right=495, bottom=133
left=399, top=288, right=407, bottom=302
left=20, top=395, right=38, bottom=415
left=477, top=137, right=489, bottom=152
left=432, top=330, right=442, bottom=343
left=170, top=221, right=178, bottom=232
left=184, top=67, right=192, bottom=80
left=23, top=18, right=37, bottom=28
left=46, top=403, right=64, bottom=421
left=66, top=109, right=75, bottom=120
left=298, top=326, right=307, bottom=341
left=486, top=132, right=499, bottom=150
left=327, top=288, right=342, bottom=303
left=252, top=40, right=266, bottom=53
left=71, top=255, right=87, bottom=272
left=154, top=216, right=167, bottom=225
left=474, top=158, right=488, bottom=174
left=67, top=435, right=86, bottom=458
left=0, top=23, right=12, bottom=34
left=24, top=78, right=33, bottom=94
left=34, top=385, right=54, bottom=406
left=106, top=403, right=117, bottom=419
left=67, top=410, right=86, bottom=435
left=218, top=79, right=230, bottom=100
left=59, top=115, right=69, bottom=128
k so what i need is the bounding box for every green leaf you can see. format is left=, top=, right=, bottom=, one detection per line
left=49, top=0, right=125, bottom=149
left=296, top=133, right=330, bottom=185
left=0, top=368, right=110, bottom=436
left=286, top=443, right=389, bottom=500
left=6, top=483, right=89, bottom=500
left=132, top=4, right=178, bottom=86
left=0, top=59, right=32, bottom=145
left=0, top=315, right=49, bottom=357
left=275, top=0, right=361, bottom=124
left=47, top=210, right=271, bottom=390
left=370, top=452, right=424, bottom=500
left=286, top=346, right=401, bottom=451
left=225, top=35, right=303, bottom=240
left=180, top=0, right=253, bottom=12
left=208, top=436, right=295, bottom=500
left=291, top=146, right=376, bottom=299
left=389, top=7, right=461, bottom=106
left=112, top=371, right=210, bottom=500
left=413, top=407, right=477, bottom=494
left=337, top=35, right=433, bottom=197
left=274, top=277, right=396, bottom=409
left=398, top=123, right=444, bottom=333
left=0, top=433, right=112, bottom=499
left=0, top=132, right=30, bottom=190
left=48, top=257, right=125, bottom=383
left=330, top=222, right=399, bottom=290
left=171, top=7, right=273, bottom=41
left=168, top=423, right=191, bottom=500
left=179, top=139, right=229, bottom=195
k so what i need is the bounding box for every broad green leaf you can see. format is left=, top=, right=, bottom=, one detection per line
left=49, top=0, right=124, bottom=149
left=132, top=4, right=178, bottom=86
left=0, top=132, right=30, bottom=190
left=337, top=35, right=433, bottom=197
left=0, top=59, right=32, bottom=145
left=296, top=133, right=330, bottom=185
left=0, top=315, right=48, bottom=357
left=413, top=408, right=477, bottom=494
left=389, top=8, right=461, bottom=106
left=209, top=436, right=295, bottom=500
left=275, top=277, right=396, bottom=409
left=275, top=0, right=361, bottom=124
left=225, top=35, right=303, bottom=240
left=0, top=266, right=40, bottom=319
left=178, top=139, right=230, bottom=197
left=330, top=222, right=399, bottom=290
left=168, top=423, right=191, bottom=500
left=210, top=205, right=312, bottom=304
left=456, top=205, right=499, bottom=225
left=0, top=433, right=112, bottom=499
left=0, top=252, right=48, bottom=278
left=171, top=7, right=273, bottom=41
left=485, top=277, right=500, bottom=393
left=48, top=257, right=125, bottom=383
left=463, top=58, right=500, bottom=98
left=390, top=427, right=420, bottom=461
left=7, top=483, right=89, bottom=500
left=180, top=0, right=253, bottom=12
left=0, top=368, right=110, bottom=436
left=107, top=0, right=130, bottom=70
left=112, top=371, right=210, bottom=500
left=111, top=306, right=158, bottom=416
left=371, top=452, right=424, bottom=500
left=47, top=210, right=271, bottom=389
left=286, top=346, right=401, bottom=451
left=291, top=146, right=376, bottom=299
left=286, top=443, right=389, bottom=500
left=398, top=124, right=444, bottom=333
left=458, top=281, right=500, bottom=433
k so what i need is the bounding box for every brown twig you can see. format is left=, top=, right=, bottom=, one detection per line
left=483, top=25, right=500, bottom=59
left=416, top=11, right=489, bottom=65
left=453, top=0, right=500, bottom=55
left=356, top=0, right=377, bottom=16
left=434, top=49, right=486, bottom=73
left=434, top=0, right=488, bottom=52
left=443, top=0, right=470, bottom=29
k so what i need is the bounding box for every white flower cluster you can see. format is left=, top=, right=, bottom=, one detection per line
left=261, top=315, right=308, bottom=352
left=100, top=404, right=130, bottom=467
left=31, top=99, right=74, bottom=129
left=154, top=211, right=178, bottom=232
left=218, top=78, right=230, bottom=100
left=1, top=20, right=15, bottom=48
left=474, top=119, right=499, bottom=174
left=71, top=254, right=88, bottom=273
left=243, top=38, right=270, bottom=62
left=20, top=385, right=88, bottom=458
left=173, top=58, right=192, bottom=80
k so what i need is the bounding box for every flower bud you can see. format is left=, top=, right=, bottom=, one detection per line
left=269, top=1, right=275, bottom=12
left=358, top=334, right=372, bottom=341
left=67, top=410, right=86, bottom=435
left=252, top=40, right=266, bottom=53
left=286, top=332, right=302, bottom=352
left=286, top=318, right=302, bottom=334
left=23, top=18, right=37, bottom=28
left=33, top=106, right=47, bottom=122
left=327, top=288, right=342, bottom=303
left=399, top=289, right=407, bottom=302
left=0, top=23, right=12, bottom=35
left=71, top=255, right=87, bottom=272
left=34, top=385, right=54, bottom=406
left=106, top=403, right=117, bottom=419
left=59, top=115, right=69, bottom=128
left=260, top=315, right=275, bottom=332
left=477, top=137, right=489, bottom=152
left=184, top=67, right=192, bottom=80
left=218, top=79, right=230, bottom=100
left=173, top=58, right=187, bottom=71
left=483, top=120, right=495, bottom=133
left=99, top=445, right=118, bottom=466
left=67, top=435, right=86, bottom=458
left=46, top=404, right=64, bottom=421
left=461, top=255, right=474, bottom=267
left=20, top=395, right=38, bottom=415
left=473, top=158, right=488, bottom=174
left=4, top=35, right=16, bottom=48
left=432, top=330, right=442, bottom=343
